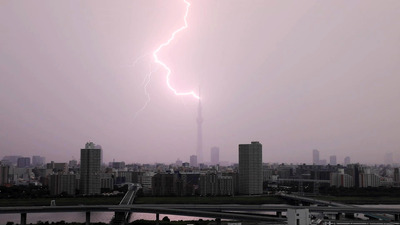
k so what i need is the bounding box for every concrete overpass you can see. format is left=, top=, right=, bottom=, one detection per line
left=111, top=183, right=141, bottom=225
left=2, top=204, right=400, bottom=224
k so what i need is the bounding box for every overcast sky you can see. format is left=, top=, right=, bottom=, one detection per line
left=1, top=0, right=399, bottom=164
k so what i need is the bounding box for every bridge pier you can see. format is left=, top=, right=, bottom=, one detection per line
left=21, top=212, right=27, bottom=225
left=276, top=211, right=282, bottom=218
left=395, top=214, right=400, bottom=221
left=156, top=213, right=160, bottom=225
left=86, top=211, right=90, bottom=225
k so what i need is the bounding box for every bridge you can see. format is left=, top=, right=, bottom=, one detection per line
left=111, top=183, right=141, bottom=225
left=2, top=204, right=400, bottom=224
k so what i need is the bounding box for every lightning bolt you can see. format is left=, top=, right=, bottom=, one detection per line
left=132, top=0, right=199, bottom=119
left=133, top=62, right=158, bottom=120
left=153, top=0, right=200, bottom=100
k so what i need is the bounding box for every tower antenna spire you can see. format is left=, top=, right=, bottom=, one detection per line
left=196, top=86, right=203, bottom=164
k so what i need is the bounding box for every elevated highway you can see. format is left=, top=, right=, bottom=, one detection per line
left=1, top=204, right=400, bottom=221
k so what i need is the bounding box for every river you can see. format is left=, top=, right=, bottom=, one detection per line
left=0, top=212, right=208, bottom=224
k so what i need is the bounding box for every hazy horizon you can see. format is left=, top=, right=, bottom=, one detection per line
left=1, top=0, right=400, bottom=164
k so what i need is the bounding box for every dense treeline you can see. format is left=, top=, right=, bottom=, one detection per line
left=0, top=185, right=49, bottom=198
left=0, top=185, right=127, bottom=199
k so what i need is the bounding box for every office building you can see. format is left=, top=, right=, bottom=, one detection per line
left=47, top=161, right=68, bottom=173
left=239, top=141, right=262, bottom=195
left=32, top=156, right=45, bottom=166
left=190, top=155, right=198, bottom=167
left=312, top=149, right=319, bottom=165
left=329, top=155, right=337, bottom=165
left=111, top=161, right=125, bottom=170
left=344, top=156, right=351, bottom=166
left=211, top=147, right=220, bottom=165
left=80, top=142, right=102, bottom=195
left=2, top=156, right=22, bottom=166
left=17, top=157, right=30, bottom=168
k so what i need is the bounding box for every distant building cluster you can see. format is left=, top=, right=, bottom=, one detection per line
left=312, top=149, right=350, bottom=166
left=1, top=143, right=399, bottom=196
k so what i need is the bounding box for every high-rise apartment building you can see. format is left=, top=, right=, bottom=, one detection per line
left=312, top=149, right=319, bottom=165
left=329, top=155, right=337, bottom=165
left=0, top=165, right=9, bottom=185
left=49, top=173, right=76, bottom=196
left=190, top=155, right=198, bottom=167
left=239, top=141, right=262, bottom=195
left=211, top=147, right=220, bottom=165
left=80, top=142, right=102, bottom=195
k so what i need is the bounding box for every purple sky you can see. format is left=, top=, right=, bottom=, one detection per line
left=1, top=0, right=400, bottom=164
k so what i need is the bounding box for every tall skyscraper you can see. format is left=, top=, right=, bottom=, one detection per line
left=211, top=147, right=220, bottom=165
left=80, top=142, right=102, bottom=195
left=239, top=141, right=262, bottom=195
left=312, top=149, right=319, bottom=165
left=190, top=155, right=198, bottom=167
left=344, top=156, right=351, bottom=166
left=329, top=155, right=337, bottom=165
left=196, top=89, right=203, bottom=163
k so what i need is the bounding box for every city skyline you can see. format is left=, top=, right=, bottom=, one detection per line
left=1, top=147, right=399, bottom=166
left=1, top=1, right=400, bottom=164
